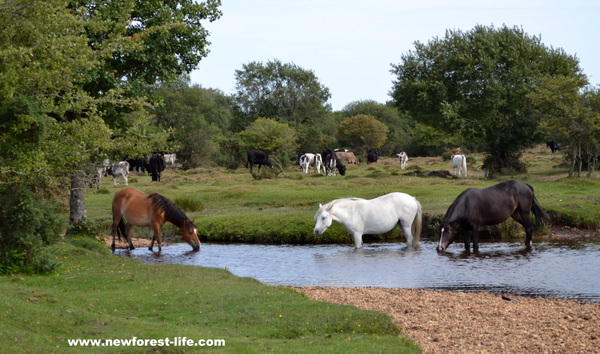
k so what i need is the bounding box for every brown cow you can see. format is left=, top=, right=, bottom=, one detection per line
left=335, top=151, right=358, bottom=164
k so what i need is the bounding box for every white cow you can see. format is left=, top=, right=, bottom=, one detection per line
left=397, top=152, right=408, bottom=170
left=451, top=154, right=468, bottom=178
left=164, top=153, right=177, bottom=166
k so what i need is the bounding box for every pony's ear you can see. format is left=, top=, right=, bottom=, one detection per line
left=319, top=203, right=323, bottom=208
left=326, top=204, right=333, bottom=212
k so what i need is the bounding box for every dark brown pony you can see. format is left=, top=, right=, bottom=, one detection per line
left=437, top=180, right=550, bottom=252
left=111, top=188, right=200, bottom=252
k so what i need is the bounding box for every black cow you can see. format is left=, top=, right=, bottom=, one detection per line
left=149, top=153, right=166, bottom=182
left=126, top=157, right=150, bottom=173
left=546, top=140, right=560, bottom=154
left=246, top=151, right=272, bottom=173
left=367, top=149, right=379, bottom=163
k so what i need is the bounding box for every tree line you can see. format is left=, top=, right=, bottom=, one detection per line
left=1, top=1, right=597, bottom=273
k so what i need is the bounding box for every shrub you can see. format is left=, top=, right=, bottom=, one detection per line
left=0, top=187, right=65, bottom=274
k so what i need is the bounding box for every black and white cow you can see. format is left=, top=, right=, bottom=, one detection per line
left=105, top=161, right=130, bottom=186
left=246, top=151, right=272, bottom=173
left=322, top=148, right=346, bottom=177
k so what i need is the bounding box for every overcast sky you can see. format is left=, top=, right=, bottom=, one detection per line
left=190, top=0, right=599, bottom=111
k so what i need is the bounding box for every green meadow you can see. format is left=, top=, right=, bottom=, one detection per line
left=86, top=145, right=599, bottom=245
left=1, top=145, right=597, bottom=353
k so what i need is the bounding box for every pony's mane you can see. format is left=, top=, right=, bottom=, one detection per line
left=148, top=193, right=189, bottom=228
left=442, top=188, right=475, bottom=225
left=320, top=197, right=365, bottom=213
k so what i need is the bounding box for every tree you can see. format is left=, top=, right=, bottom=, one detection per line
left=238, top=118, right=299, bottom=172
left=335, top=115, right=389, bottom=154
left=390, top=25, right=585, bottom=176
left=530, top=77, right=600, bottom=176
left=233, top=59, right=333, bottom=153
left=0, top=0, right=222, bottom=272
left=154, top=81, right=234, bottom=168
left=339, top=100, right=410, bottom=156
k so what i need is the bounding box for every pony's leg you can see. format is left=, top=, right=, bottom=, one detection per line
left=462, top=228, right=472, bottom=250
left=124, top=223, right=135, bottom=250
left=512, top=211, right=534, bottom=247
left=352, top=232, right=363, bottom=249
left=400, top=223, right=413, bottom=246
left=472, top=229, right=480, bottom=251
left=124, top=175, right=128, bottom=186
left=150, top=223, right=162, bottom=251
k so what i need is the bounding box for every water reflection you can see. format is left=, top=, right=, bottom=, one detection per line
left=115, top=240, right=600, bottom=302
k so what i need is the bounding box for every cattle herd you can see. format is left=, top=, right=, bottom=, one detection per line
left=91, top=141, right=561, bottom=187
left=89, top=153, right=175, bottom=188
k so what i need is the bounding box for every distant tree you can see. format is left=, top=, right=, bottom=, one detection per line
left=238, top=117, right=299, bottom=172
left=233, top=59, right=332, bottom=153
left=339, top=100, right=410, bottom=156
left=154, top=80, right=234, bottom=168
left=335, top=115, right=389, bottom=154
left=391, top=24, right=585, bottom=176
left=529, top=77, right=600, bottom=176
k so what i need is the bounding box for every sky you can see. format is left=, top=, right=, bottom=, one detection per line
left=190, top=0, right=599, bottom=111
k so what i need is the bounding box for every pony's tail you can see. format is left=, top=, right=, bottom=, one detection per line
left=117, top=218, right=127, bottom=242
left=527, top=184, right=551, bottom=233
left=412, top=199, right=423, bottom=244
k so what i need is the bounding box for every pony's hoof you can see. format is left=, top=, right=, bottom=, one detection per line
left=129, top=246, right=135, bottom=250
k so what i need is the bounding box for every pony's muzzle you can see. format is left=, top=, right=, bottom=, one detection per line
left=313, top=229, right=321, bottom=237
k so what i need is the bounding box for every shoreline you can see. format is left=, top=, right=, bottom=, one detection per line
left=296, top=286, right=600, bottom=353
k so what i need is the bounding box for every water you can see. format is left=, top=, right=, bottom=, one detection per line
left=115, top=240, right=600, bottom=302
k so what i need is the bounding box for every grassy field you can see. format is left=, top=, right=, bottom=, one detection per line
left=1, top=145, right=598, bottom=352
left=0, top=239, right=419, bottom=352
left=86, top=145, right=599, bottom=245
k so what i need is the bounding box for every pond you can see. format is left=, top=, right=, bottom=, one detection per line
left=115, top=240, right=600, bottom=302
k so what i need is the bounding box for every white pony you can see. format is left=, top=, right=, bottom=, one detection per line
left=451, top=154, right=468, bottom=178
left=397, top=152, right=408, bottom=170
left=313, top=192, right=422, bottom=249
left=105, top=161, right=130, bottom=186
left=299, top=153, right=322, bottom=174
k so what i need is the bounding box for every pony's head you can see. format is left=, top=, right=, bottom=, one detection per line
left=436, top=223, right=454, bottom=252
left=182, top=219, right=201, bottom=251
left=313, top=203, right=334, bottom=237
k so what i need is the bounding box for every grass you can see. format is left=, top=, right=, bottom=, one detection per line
left=2, top=145, right=598, bottom=352
left=0, top=240, right=419, bottom=352
left=86, top=145, right=599, bottom=245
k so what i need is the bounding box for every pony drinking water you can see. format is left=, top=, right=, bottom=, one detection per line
left=110, top=188, right=200, bottom=252
left=437, top=179, right=550, bottom=252
left=313, top=192, right=422, bottom=249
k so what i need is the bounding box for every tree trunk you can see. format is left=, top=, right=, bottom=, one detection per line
left=68, top=171, right=87, bottom=232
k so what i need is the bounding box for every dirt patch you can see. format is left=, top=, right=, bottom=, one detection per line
left=297, top=287, right=600, bottom=353
left=100, top=236, right=164, bottom=249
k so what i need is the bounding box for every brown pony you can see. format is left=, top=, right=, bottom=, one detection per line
left=111, top=188, right=201, bottom=252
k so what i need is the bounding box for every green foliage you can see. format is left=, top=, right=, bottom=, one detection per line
left=238, top=117, right=299, bottom=156
left=153, top=83, right=232, bottom=168
left=391, top=24, right=585, bottom=176
left=0, top=187, right=65, bottom=274
left=335, top=114, right=389, bottom=154
left=339, top=100, right=412, bottom=155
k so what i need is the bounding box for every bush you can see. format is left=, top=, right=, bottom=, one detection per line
left=0, top=187, right=65, bottom=274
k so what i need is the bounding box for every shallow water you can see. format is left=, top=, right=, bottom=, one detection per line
left=115, top=240, right=600, bottom=302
